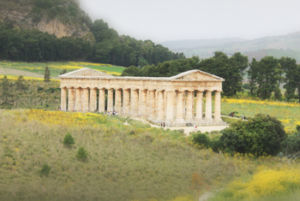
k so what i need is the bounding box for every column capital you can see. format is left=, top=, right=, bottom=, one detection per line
left=185, top=89, right=195, bottom=92
left=175, top=89, right=185, bottom=93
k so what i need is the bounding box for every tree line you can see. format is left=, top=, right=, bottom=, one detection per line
left=0, top=20, right=184, bottom=66
left=122, top=52, right=300, bottom=102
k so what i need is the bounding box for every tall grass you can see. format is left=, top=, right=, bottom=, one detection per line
left=0, top=109, right=258, bottom=201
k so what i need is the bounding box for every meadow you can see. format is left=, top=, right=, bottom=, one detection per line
left=1, top=109, right=300, bottom=201
left=0, top=61, right=125, bottom=77
left=0, top=109, right=251, bottom=201
left=0, top=109, right=299, bottom=201
left=222, top=98, right=300, bottom=132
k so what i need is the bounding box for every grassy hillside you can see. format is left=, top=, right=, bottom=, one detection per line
left=1, top=109, right=300, bottom=201
left=0, top=109, right=253, bottom=201
left=0, top=61, right=125, bottom=77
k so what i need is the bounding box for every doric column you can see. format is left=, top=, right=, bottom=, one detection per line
left=68, top=88, right=75, bottom=112
left=175, top=90, right=184, bottom=124
left=157, top=90, right=164, bottom=121
left=165, top=90, right=175, bottom=124
left=130, top=89, right=138, bottom=116
left=205, top=90, right=212, bottom=120
left=82, top=88, right=89, bottom=113
left=195, top=91, right=203, bottom=121
left=146, top=90, right=152, bottom=119
left=89, top=88, right=97, bottom=112
left=75, top=88, right=82, bottom=112
left=61, top=88, right=67, bottom=111
left=115, top=89, right=122, bottom=114
left=138, top=89, right=147, bottom=117
left=98, top=88, right=106, bottom=113
left=107, top=88, right=114, bottom=113
left=214, top=91, right=222, bottom=121
left=149, top=90, right=156, bottom=119
left=186, top=90, right=193, bottom=122
left=123, top=89, right=130, bottom=115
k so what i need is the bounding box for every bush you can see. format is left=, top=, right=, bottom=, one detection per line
left=192, top=133, right=210, bottom=148
left=63, top=133, right=75, bottom=147
left=76, top=147, right=88, bottom=161
left=219, top=114, right=286, bottom=156
left=40, top=164, right=51, bottom=177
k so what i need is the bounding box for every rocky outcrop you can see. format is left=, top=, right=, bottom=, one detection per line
left=0, top=0, right=91, bottom=39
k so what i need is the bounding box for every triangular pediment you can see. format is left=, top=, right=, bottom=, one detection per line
left=59, top=68, right=111, bottom=78
left=170, top=70, right=224, bottom=81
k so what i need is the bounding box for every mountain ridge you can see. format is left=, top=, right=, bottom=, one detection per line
left=161, top=32, right=300, bottom=62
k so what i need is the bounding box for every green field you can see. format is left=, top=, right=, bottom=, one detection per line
left=0, top=109, right=299, bottom=201
left=222, top=99, right=300, bottom=132
left=0, top=61, right=125, bottom=77
left=0, top=109, right=254, bottom=201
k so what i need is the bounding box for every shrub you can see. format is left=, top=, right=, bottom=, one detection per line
left=192, top=133, right=210, bottom=148
left=76, top=147, right=88, bottom=161
left=40, top=164, right=51, bottom=177
left=63, top=133, right=75, bottom=147
left=219, top=114, right=286, bottom=156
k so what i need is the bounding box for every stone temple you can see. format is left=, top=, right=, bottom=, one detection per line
left=59, top=68, right=226, bottom=127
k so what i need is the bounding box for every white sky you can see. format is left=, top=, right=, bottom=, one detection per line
left=79, top=0, right=300, bottom=42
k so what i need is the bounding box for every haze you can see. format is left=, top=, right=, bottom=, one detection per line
left=79, top=0, right=300, bottom=42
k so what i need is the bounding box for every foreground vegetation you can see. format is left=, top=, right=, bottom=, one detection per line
left=0, top=109, right=299, bottom=201
left=0, top=109, right=249, bottom=201
left=0, top=109, right=300, bottom=201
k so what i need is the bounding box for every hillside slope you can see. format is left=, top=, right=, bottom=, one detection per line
left=162, top=32, right=300, bottom=62
left=0, top=0, right=92, bottom=39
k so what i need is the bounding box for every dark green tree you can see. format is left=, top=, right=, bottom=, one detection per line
left=0, top=76, right=13, bottom=107
left=44, top=66, right=50, bottom=82
left=249, top=56, right=282, bottom=99
left=197, top=52, right=248, bottom=96
left=280, top=57, right=299, bottom=101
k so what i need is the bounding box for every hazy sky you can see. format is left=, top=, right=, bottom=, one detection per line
left=79, top=0, right=300, bottom=42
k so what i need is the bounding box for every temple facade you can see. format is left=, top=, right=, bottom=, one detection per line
left=59, top=68, right=226, bottom=127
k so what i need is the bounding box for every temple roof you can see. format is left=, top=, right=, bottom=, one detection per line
left=59, top=68, right=224, bottom=82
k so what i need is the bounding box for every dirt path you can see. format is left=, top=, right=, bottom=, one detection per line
left=0, top=67, right=42, bottom=77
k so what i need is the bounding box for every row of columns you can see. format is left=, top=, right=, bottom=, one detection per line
left=61, top=87, right=222, bottom=126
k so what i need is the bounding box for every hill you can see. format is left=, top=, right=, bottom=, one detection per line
left=0, top=0, right=92, bottom=39
left=0, top=109, right=250, bottom=201
left=1, top=109, right=300, bottom=201
left=0, top=0, right=184, bottom=66
left=162, top=32, right=300, bottom=62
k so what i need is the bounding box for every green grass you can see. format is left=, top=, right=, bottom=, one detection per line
left=0, top=109, right=256, bottom=201
left=222, top=99, right=300, bottom=132
left=0, top=61, right=125, bottom=77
